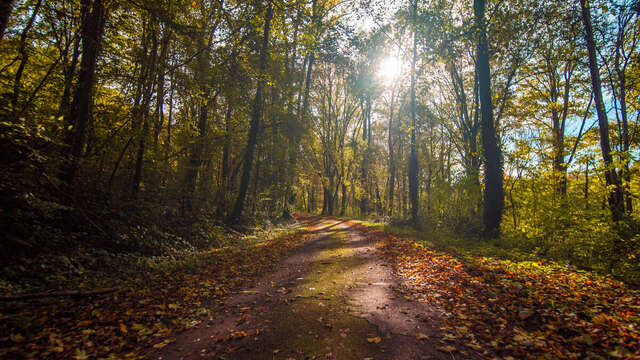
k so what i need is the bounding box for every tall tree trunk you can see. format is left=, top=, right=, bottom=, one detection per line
left=579, top=0, right=624, bottom=225
left=619, top=74, right=633, bottom=213
left=216, top=101, right=233, bottom=216
left=0, top=0, right=15, bottom=40
left=475, top=0, right=504, bottom=237
left=131, top=21, right=159, bottom=200
left=585, top=160, right=590, bottom=210
left=408, top=0, right=419, bottom=226
left=229, top=0, right=273, bottom=223
left=11, top=0, right=42, bottom=111
left=309, top=184, right=316, bottom=213
left=360, top=99, right=368, bottom=216
left=153, top=29, right=172, bottom=148
left=388, top=88, right=396, bottom=216
left=59, top=34, right=82, bottom=119
left=61, top=0, right=107, bottom=191
left=549, top=57, right=573, bottom=198
left=252, top=152, right=262, bottom=214
left=340, top=182, right=347, bottom=216
left=614, top=30, right=632, bottom=214
left=328, top=176, right=335, bottom=216
left=299, top=0, right=318, bottom=124
left=182, top=29, right=212, bottom=210
left=166, top=72, right=174, bottom=150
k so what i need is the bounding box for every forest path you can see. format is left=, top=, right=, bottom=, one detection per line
left=150, top=217, right=452, bottom=360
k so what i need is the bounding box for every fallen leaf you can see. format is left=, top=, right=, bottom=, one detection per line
left=73, top=349, right=89, bottom=360
left=10, top=334, right=25, bottom=343
left=437, top=345, right=457, bottom=353
left=518, top=308, right=534, bottom=320
left=367, top=336, right=382, bottom=344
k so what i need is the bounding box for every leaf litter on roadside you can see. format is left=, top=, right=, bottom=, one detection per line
left=354, top=223, right=640, bottom=359
left=0, top=218, right=320, bottom=359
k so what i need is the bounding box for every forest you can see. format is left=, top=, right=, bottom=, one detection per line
left=1, top=0, right=640, bottom=359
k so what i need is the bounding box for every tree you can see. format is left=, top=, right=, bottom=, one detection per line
left=61, top=0, right=108, bottom=191
left=474, top=0, right=504, bottom=237
left=579, top=0, right=625, bottom=233
left=229, top=0, right=274, bottom=223
left=408, top=0, right=419, bottom=225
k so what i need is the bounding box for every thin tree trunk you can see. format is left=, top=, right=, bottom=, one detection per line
left=131, top=21, right=160, bottom=200
left=340, top=182, right=347, bottom=216
left=301, top=0, right=318, bottom=123
left=388, top=88, right=396, bottom=217
left=252, top=153, right=262, bottom=214
left=166, top=71, right=174, bottom=150
left=59, top=34, right=81, bottom=119
left=216, top=101, right=233, bottom=216
left=408, top=0, right=419, bottom=226
left=183, top=88, right=212, bottom=211
left=11, top=0, right=42, bottom=111
left=585, top=160, right=589, bottom=210
left=360, top=98, right=368, bottom=215
left=229, top=1, right=273, bottom=223
left=153, top=29, right=172, bottom=148
left=182, top=30, right=210, bottom=209
left=309, top=185, right=315, bottom=213
left=107, top=136, right=134, bottom=196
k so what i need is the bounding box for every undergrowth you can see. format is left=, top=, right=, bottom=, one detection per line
left=353, top=217, right=640, bottom=287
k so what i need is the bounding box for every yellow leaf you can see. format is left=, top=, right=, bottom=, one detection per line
left=120, top=323, right=128, bottom=333
left=416, top=332, right=429, bottom=340
left=73, top=349, right=89, bottom=360
left=437, top=345, right=457, bottom=352
left=230, top=331, right=247, bottom=339
left=367, top=336, right=382, bottom=344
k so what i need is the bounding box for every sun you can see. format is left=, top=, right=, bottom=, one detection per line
left=378, top=56, right=402, bottom=84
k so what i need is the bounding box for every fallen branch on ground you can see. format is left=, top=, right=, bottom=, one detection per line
left=0, top=287, right=122, bottom=301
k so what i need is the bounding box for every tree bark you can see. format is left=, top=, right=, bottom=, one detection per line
left=0, top=0, right=15, bottom=41
left=182, top=27, right=214, bottom=210
left=59, top=33, right=81, bottom=119
left=408, top=0, right=419, bottom=226
left=388, top=87, right=396, bottom=216
left=153, top=29, right=172, bottom=148
left=131, top=21, right=159, bottom=200
left=229, top=1, right=273, bottom=223
left=11, top=0, right=42, bottom=111
left=475, top=0, right=504, bottom=237
left=340, top=182, right=347, bottom=216
left=579, top=0, right=624, bottom=224
left=61, top=0, right=107, bottom=190
left=216, top=101, right=233, bottom=216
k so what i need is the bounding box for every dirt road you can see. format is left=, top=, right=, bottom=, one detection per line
left=151, top=217, right=454, bottom=360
